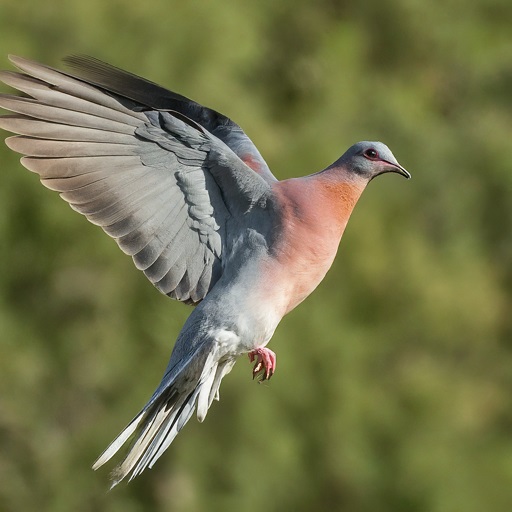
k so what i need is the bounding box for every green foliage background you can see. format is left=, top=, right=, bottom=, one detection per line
left=1, top=1, right=511, bottom=511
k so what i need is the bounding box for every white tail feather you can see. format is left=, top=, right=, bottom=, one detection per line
left=92, top=413, right=144, bottom=470
left=92, top=351, right=236, bottom=487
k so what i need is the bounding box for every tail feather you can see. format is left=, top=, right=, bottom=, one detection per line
left=209, top=358, right=237, bottom=406
left=196, top=354, right=221, bottom=422
left=91, top=414, right=144, bottom=470
left=129, top=390, right=197, bottom=480
left=142, top=357, right=236, bottom=472
left=93, top=350, right=236, bottom=487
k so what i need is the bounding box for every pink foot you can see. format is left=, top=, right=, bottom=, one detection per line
left=248, top=347, right=276, bottom=382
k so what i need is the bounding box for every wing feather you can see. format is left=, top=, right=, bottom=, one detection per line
left=5, top=56, right=147, bottom=121
left=20, top=155, right=141, bottom=177
left=1, top=56, right=272, bottom=304
left=154, top=256, right=188, bottom=296
left=63, top=55, right=277, bottom=182
left=0, top=116, right=134, bottom=143
left=143, top=219, right=190, bottom=282
left=6, top=136, right=139, bottom=157
left=132, top=202, right=188, bottom=271
left=0, top=95, right=138, bottom=132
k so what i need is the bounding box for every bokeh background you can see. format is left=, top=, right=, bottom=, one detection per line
left=1, top=1, right=511, bottom=511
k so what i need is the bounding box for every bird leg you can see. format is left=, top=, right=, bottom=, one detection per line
left=248, top=347, right=276, bottom=382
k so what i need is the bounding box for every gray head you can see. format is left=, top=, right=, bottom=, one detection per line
left=337, top=141, right=410, bottom=181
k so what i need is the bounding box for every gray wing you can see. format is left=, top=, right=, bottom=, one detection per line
left=0, top=55, right=271, bottom=304
left=64, top=55, right=277, bottom=184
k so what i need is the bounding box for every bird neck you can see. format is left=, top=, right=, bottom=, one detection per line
left=312, top=169, right=367, bottom=234
left=273, top=168, right=367, bottom=241
left=277, top=167, right=366, bottom=241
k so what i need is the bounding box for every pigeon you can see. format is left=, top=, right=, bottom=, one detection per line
left=0, top=55, right=410, bottom=486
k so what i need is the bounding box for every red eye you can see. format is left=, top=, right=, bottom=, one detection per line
left=364, top=148, right=378, bottom=159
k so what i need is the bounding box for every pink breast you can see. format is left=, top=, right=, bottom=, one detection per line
left=261, top=175, right=366, bottom=315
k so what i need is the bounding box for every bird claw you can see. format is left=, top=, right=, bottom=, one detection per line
left=248, top=347, right=276, bottom=382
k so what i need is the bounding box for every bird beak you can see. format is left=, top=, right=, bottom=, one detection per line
left=391, top=163, right=411, bottom=179
left=374, top=161, right=411, bottom=180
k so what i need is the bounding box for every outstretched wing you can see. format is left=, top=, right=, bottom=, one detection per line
left=64, top=55, right=277, bottom=183
left=0, top=55, right=271, bottom=304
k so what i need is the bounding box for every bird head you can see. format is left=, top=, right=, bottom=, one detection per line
left=339, top=141, right=411, bottom=181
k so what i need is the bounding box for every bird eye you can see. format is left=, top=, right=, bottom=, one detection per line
left=364, top=148, right=379, bottom=159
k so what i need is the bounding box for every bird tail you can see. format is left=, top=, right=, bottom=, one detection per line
left=93, top=347, right=235, bottom=487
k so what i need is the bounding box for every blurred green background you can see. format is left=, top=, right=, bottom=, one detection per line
left=1, top=1, right=511, bottom=511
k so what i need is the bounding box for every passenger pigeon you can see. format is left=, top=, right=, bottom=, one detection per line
left=0, top=56, right=410, bottom=486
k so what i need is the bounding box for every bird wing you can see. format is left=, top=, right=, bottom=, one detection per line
left=0, top=55, right=272, bottom=304
left=63, top=55, right=277, bottom=183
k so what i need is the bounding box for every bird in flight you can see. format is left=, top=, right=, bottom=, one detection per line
left=0, top=55, right=410, bottom=486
